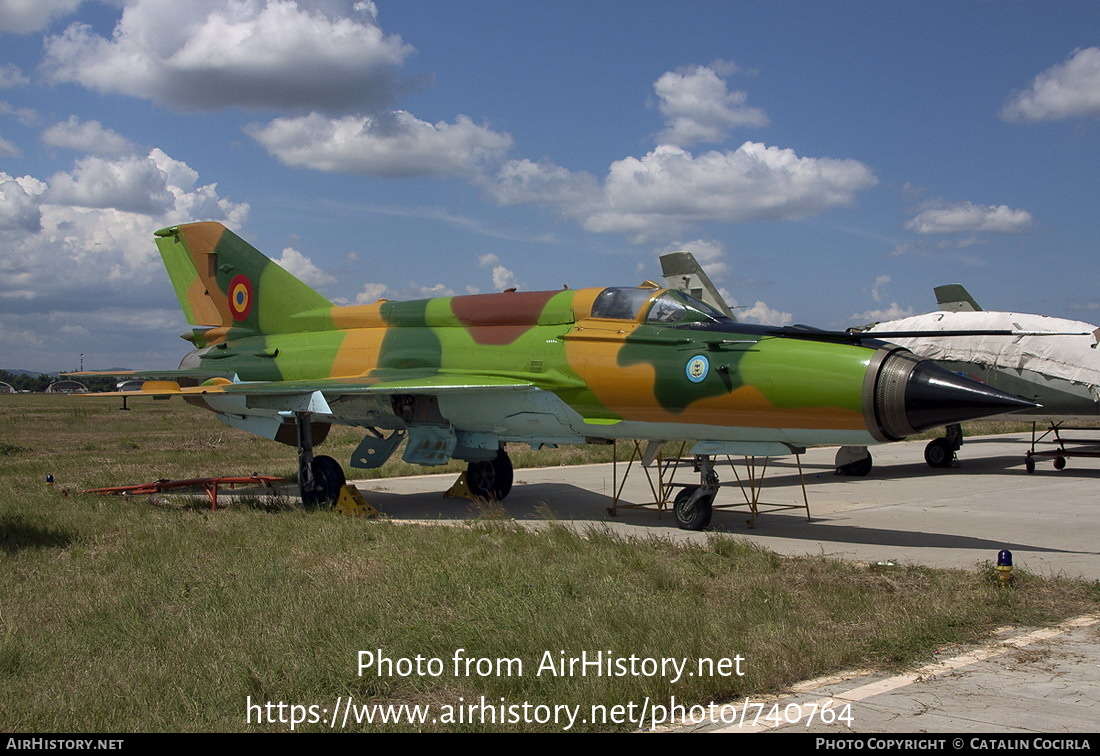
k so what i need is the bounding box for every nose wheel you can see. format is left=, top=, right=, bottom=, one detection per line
left=674, top=485, right=715, bottom=530
left=674, top=455, right=719, bottom=530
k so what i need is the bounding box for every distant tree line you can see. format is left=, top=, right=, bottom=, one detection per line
left=0, top=371, right=118, bottom=393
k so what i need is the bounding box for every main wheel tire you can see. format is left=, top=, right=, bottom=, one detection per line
left=302, top=454, right=346, bottom=508
left=674, top=486, right=714, bottom=531
left=466, top=449, right=514, bottom=500
left=924, top=437, right=954, bottom=468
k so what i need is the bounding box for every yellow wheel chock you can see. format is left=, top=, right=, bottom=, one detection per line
left=444, top=471, right=476, bottom=500
left=334, top=485, right=380, bottom=517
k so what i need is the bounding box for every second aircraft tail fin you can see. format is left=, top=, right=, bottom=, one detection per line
left=934, top=284, right=983, bottom=312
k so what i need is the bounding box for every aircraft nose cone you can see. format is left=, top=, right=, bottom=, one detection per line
left=903, top=360, right=1039, bottom=432
left=873, top=351, right=1040, bottom=440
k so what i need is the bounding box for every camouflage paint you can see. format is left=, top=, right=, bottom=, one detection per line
left=143, top=223, right=881, bottom=450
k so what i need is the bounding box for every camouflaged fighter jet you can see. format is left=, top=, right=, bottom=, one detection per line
left=92, top=222, right=1038, bottom=529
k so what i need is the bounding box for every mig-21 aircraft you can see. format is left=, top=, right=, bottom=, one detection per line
left=87, top=223, right=1038, bottom=529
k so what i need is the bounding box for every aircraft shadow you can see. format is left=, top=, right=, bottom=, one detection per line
left=358, top=481, right=1093, bottom=557
left=730, top=451, right=1100, bottom=488
left=707, top=516, right=1090, bottom=555
left=0, top=516, right=74, bottom=555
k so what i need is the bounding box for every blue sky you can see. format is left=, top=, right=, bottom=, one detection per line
left=1, top=0, right=1098, bottom=372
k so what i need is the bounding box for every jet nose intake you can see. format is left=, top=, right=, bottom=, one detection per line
left=873, top=351, right=1039, bottom=440
left=903, top=360, right=1038, bottom=432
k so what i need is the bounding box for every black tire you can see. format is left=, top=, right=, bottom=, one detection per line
left=674, top=486, right=714, bottom=531
left=466, top=449, right=514, bottom=500
left=1054, top=456, right=1067, bottom=470
left=302, top=454, right=346, bottom=508
left=836, top=453, right=873, bottom=476
left=1025, top=456, right=1036, bottom=474
left=924, top=437, right=954, bottom=468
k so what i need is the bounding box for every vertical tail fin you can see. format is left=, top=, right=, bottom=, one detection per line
left=659, top=250, right=735, bottom=318
left=933, top=284, right=983, bottom=312
left=155, top=222, right=332, bottom=334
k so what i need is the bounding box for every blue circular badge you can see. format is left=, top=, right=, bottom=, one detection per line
left=686, top=354, right=709, bottom=383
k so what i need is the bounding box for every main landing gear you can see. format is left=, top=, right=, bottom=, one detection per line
left=464, top=449, right=514, bottom=500
left=924, top=423, right=962, bottom=469
left=296, top=411, right=346, bottom=507
left=295, top=410, right=517, bottom=506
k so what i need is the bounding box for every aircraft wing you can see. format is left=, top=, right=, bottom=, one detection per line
left=89, top=371, right=575, bottom=466
left=64, top=368, right=239, bottom=384
left=86, top=372, right=545, bottom=399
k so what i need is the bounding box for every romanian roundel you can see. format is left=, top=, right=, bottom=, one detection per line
left=228, top=274, right=253, bottom=322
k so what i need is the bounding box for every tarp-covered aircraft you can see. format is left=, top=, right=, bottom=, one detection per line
left=865, top=284, right=1100, bottom=468
left=84, top=224, right=1039, bottom=528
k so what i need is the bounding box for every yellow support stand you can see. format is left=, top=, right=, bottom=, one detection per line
left=334, top=484, right=380, bottom=518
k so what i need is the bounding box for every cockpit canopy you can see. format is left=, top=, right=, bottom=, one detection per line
left=591, top=287, right=729, bottom=325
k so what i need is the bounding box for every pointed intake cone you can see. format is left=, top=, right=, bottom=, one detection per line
left=873, top=351, right=1040, bottom=440
left=903, top=360, right=1039, bottom=432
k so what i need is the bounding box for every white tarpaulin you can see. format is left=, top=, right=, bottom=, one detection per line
left=867, top=311, right=1100, bottom=389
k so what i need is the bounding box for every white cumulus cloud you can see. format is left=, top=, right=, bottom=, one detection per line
left=247, top=111, right=514, bottom=177
left=408, top=283, right=454, bottom=298
left=0, top=136, right=22, bottom=158
left=0, top=0, right=86, bottom=33
left=273, top=246, right=336, bottom=288
left=0, top=64, right=30, bottom=88
left=904, top=201, right=1034, bottom=235
left=474, top=251, right=521, bottom=290
left=584, top=142, right=875, bottom=239
left=355, top=282, right=390, bottom=303
left=488, top=158, right=599, bottom=207
left=41, top=0, right=412, bottom=112
left=653, top=64, right=768, bottom=147
left=0, top=149, right=248, bottom=321
left=491, top=265, right=519, bottom=290
left=871, top=274, right=891, bottom=303
left=1001, top=47, right=1100, bottom=122
left=0, top=101, right=38, bottom=126
left=42, top=116, right=136, bottom=155
left=353, top=280, right=456, bottom=302
left=491, top=142, right=876, bottom=241
left=850, top=304, right=915, bottom=324
left=732, top=299, right=792, bottom=326
left=45, top=151, right=180, bottom=215
left=485, top=63, right=872, bottom=241
left=0, top=173, right=45, bottom=231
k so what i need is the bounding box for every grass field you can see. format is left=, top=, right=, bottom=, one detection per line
left=1, top=394, right=1097, bottom=732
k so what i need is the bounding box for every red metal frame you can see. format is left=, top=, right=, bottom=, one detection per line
left=77, top=475, right=283, bottom=510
